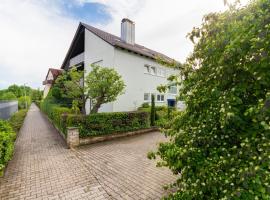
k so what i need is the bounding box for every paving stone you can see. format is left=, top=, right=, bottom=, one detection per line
left=0, top=104, right=176, bottom=200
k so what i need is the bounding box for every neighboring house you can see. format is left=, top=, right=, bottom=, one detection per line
left=61, top=18, right=181, bottom=114
left=43, top=68, right=62, bottom=98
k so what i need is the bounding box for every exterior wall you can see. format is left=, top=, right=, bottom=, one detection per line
left=84, top=29, right=115, bottom=114
left=43, top=84, right=51, bottom=99
left=0, top=101, right=18, bottom=120
left=112, top=48, right=179, bottom=112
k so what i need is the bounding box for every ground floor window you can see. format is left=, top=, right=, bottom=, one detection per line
left=156, top=94, right=165, bottom=102
left=144, top=93, right=150, bottom=101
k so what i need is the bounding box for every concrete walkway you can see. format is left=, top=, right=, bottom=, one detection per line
left=0, top=104, right=175, bottom=200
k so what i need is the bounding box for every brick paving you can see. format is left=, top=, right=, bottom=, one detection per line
left=0, top=104, right=176, bottom=200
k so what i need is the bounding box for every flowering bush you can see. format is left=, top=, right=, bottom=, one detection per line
left=150, top=0, right=270, bottom=199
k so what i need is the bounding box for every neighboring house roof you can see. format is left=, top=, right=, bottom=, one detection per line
left=43, top=68, right=62, bottom=85
left=61, top=22, right=176, bottom=69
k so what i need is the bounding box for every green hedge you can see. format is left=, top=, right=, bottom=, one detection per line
left=40, top=98, right=71, bottom=133
left=9, top=109, right=28, bottom=132
left=66, top=111, right=150, bottom=137
left=0, top=120, right=16, bottom=176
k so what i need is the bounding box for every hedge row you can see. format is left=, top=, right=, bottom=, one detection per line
left=40, top=100, right=71, bottom=134
left=0, top=120, right=16, bottom=176
left=66, top=111, right=150, bottom=137
left=9, top=109, right=28, bottom=132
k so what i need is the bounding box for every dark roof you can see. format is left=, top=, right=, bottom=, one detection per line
left=49, top=68, right=62, bottom=79
left=81, top=22, right=175, bottom=63
left=43, top=68, right=62, bottom=85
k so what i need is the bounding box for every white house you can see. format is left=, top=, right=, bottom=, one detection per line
left=61, top=18, right=181, bottom=114
left=43, top=68, right=62, bottom=98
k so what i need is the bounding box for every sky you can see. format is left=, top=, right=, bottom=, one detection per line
left=0, top=0, right=250, bottom=89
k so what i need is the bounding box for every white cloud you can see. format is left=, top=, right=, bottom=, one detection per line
left=0, top=0, right=77, bottom=89
left=0, top=0, right=250, bottom=89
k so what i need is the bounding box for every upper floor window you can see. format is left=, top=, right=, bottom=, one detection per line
left=144, top=65, right=150, bottom=73
left=157, top=68, right=166, bottom=77
left=144, top=64, right=166, bottom=77
left=169, top=86, right=177, bottom=94
left=150, top=66, right=156, bottom=75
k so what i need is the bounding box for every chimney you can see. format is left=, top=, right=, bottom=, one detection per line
left=121, top=18, right=135, bottom=45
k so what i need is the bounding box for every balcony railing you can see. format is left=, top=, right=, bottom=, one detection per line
left=70, top=52, right=84, bottom=67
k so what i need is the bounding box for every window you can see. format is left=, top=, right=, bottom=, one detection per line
left=157, top=68, right=166, bottom=77
left=150, top=66, right=156, bottom=75
left=144, top=93, right=150, bottom=101
left=156, top=94, right=165, bottom=102
left=144, top=65, right=150, bottom=73
left=169, top=86, right=177, bottom=94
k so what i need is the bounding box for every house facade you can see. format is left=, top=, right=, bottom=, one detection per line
left=43, top=68, right=62, bottom=98
left=61, top=19, right=181, bottom=114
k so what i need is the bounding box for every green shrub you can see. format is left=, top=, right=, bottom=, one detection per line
left=0, top=120, right=16, bottom=176
left=0, top=92, right=17, bottom=100
left=151, top=0, right=270, bottom=199
left=9, top=109, right=28, bottom=133
left=18, top=96, right=31, bottom=109
left=67, top=111, right=150, bottom=137
left=40, top=94, right=72, bottom=133
left=35, top=100, right=41, bottom=108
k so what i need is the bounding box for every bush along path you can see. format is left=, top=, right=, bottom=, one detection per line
left=0, top=108, right=28, bottom=176
left=0, top=104, right=176, bottom=200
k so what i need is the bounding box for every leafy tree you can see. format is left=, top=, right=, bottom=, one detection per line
left=150, top=94, right=155, bottom=126
left=0, top=92, right=17, bottom=100
left=18, top=96, right=31, bottom=109
left=53, top=68, right=85, bottom=112
left=31, top=89, right=42, bottom=102
left=85, top=65, right=125, bottom=113
left=150, top=0, right=270, bottom=199
left=7, top=84, right=22, bottom=98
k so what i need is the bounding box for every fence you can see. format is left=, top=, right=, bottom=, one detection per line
left=0, top=101, right=18, bottom=120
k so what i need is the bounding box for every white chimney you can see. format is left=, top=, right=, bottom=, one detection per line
left=121, top=18, right=135, bottom=45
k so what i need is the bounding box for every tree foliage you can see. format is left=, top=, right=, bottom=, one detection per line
left=151, top=0, right=270, bottom=199
left=85, top=65, right=125, bottom=113
left=53, top=68, right=85, bottom=112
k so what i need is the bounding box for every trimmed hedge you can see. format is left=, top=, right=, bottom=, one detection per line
left=66, top=111, right=150, bottom=137
left=0, top=120, right=16, bottom=176
left=9, top=109, right=28, bottom=132
left=40, top=100, right=71, bottom=133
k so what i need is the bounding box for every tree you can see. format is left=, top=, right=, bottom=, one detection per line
left=7, top=85, right=22, bottom=98
left=150, top=94, right=155, bottom=126
left=31, top=89, right=42, bottom=102
left=53, top=68, right=85, bottom=112
left=0, top=92, right=17, bottom=100
left=85, top=65, right=125, bottom=113
left=150, top=0, right=270, bottom=199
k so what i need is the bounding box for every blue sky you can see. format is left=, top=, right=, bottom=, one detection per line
left=58, top=1, right=111, bottom=24
left=0, top=0, right=249, bottom=90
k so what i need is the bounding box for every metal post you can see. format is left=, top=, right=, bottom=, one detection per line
left=24, top=83, right=27, bottom=109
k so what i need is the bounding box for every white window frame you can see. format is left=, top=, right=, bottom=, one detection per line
left=150, top=66, right=156, bottom=75
left=169, top=85, right=177, bottom=95
left=156, top=94, right=165, bottom=102
left=144, top=65, right=150, bottom=74
left=144, top=93, right=150, bottom=102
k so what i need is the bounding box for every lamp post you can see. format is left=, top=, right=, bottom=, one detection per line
left=24, top=83, right=27, bottom=109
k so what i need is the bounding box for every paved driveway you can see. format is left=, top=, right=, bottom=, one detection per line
left=0, top=104, right=175, bottom=200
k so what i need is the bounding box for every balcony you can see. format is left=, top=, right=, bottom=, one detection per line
left=69, top=52, right=84, bottom=68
